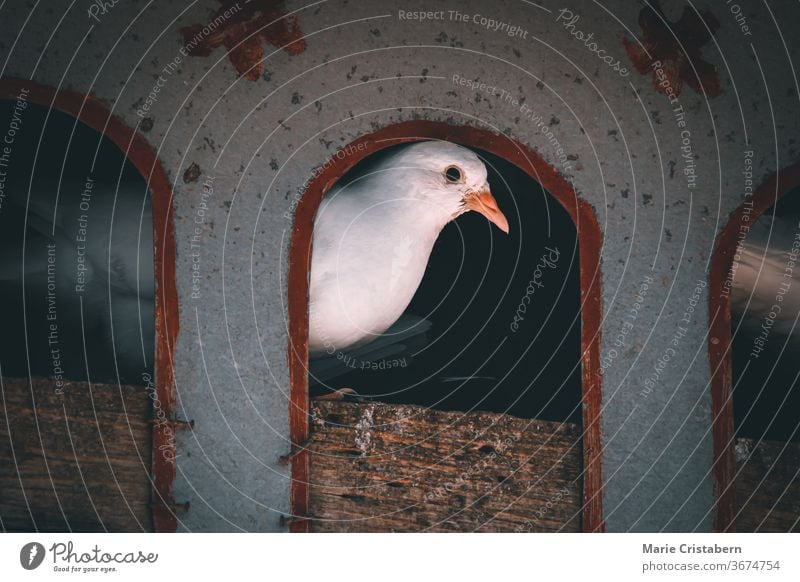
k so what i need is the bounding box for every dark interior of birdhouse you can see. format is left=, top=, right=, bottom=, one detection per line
left=0, top=100, right=156, bottom=531
left=0, top=100, right=154, bottom=386
left=732, top=186, right=800, bottom=443
left=308, top=142, right=582, bottom=424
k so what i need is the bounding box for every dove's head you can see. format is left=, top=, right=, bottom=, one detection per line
left=379, top=141, right=510, bottom=234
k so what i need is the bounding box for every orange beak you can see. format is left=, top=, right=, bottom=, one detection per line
left=465, top=189, right=510, bottom=234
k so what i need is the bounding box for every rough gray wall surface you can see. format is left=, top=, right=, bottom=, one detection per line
left=1, top=0, right=797, bottom=531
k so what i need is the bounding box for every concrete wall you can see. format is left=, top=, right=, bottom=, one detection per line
left=1, top=0, right=797, bottom=531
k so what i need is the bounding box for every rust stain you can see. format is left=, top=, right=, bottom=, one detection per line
left=180, top=0, right=306, bottom=81
left=287, top=121, right=605, bottom=533
left=623, top=1, right=721, bottom=98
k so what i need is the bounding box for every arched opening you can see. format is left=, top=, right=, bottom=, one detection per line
left=0, top=79, right=179, bottom=532
left=709, top=161, right=800, bottom=532
left=288, top=121, right=603, bottom=532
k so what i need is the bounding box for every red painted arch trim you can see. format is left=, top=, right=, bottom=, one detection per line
left=708, top=159, right=800, bottom=532
left=287, top=120, right=605, bottom=533
left=0, top=77, right=180, bottom=532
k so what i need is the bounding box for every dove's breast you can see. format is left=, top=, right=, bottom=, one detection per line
left=308, top=191, right=439, bottom=356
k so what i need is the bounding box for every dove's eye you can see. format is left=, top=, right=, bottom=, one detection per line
left=444, top=165, right=463, bottom=183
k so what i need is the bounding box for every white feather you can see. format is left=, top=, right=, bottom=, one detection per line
left=308, top=142, right=491, bottom=356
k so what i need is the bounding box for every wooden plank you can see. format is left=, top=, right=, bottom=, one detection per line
left=735, top=438, right=800, bottom=532
left=306, top=401, right=582, bottom=532
left=0, top=376, right=152, bottom=532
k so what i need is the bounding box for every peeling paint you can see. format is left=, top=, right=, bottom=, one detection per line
left=183, top=162, right=202, bottom=183
left=623, top=0, right=722, bottom=98
left=180, top=0, right=306, bottom=81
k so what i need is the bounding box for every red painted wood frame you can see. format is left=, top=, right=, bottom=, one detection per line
left=0, top=77, right=180, bottom=532
left=288, top=120, right=605, bottom=533
left=709, top=160, right=800, bottom=532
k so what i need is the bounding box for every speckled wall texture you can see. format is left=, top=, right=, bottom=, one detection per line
left=1, top=0, right=797, bottom=532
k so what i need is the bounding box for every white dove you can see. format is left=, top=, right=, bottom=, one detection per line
left=308, top=141, right=509, bottom=359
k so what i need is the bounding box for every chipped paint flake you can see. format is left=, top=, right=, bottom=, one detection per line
left=735, top=439, right=751, bottom=463
left=354, top=404, right=375, bottom=454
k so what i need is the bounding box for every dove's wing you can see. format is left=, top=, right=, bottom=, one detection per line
left=309, top=313, right=432, bottom=386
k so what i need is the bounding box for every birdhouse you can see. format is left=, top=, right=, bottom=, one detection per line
left=0, top=0, right=798, bottom=534
left=289, top=128, right=600, bottom=531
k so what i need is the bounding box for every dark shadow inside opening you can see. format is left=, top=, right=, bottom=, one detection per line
left=731, top=185, right=800, bottom=442
left=0, top=100, right=154, bottom=386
